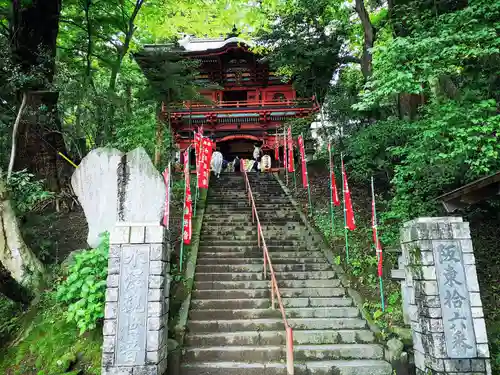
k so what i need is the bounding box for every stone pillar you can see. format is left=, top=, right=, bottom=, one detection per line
left=398, top=254, right=411, bottom=325
left=400, top=217, right=492, bottom=375
left=102, top=223, right=171, bottom=375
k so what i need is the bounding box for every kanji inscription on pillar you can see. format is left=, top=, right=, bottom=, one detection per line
left=433, top=241, right=476, bottom=358
left=116, top=245, right=149, bottom=365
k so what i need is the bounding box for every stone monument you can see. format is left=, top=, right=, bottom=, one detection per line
left=71, top=147, right=124, bottom=247
left=73, top=147, right=170, bottom=375
left=400, top=217, right=492, bottom=375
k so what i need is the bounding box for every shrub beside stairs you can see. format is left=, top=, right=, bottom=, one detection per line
left=179, top=173, right=392, bottom=375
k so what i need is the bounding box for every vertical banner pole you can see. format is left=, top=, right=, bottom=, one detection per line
left=341, top=153, right=349, bottom=264
left=328, top=142, right=335, bottom=238
left=302, top=133, right=313, bottom=216
left=179, top=145, right=190, bottom=271
left=371, top=176, right=385, bottom=312
left=284, top=126, right=288, bottom=185
left=193, top=131, right=198, bottom=218
left=162, top=163, right=171, bottom=229
left=290, top=126, right=297, bottom=190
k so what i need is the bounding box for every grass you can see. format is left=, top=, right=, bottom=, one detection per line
left=0, top=292, right=102, bottom=375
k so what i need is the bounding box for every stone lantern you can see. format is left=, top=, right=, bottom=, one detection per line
left=304, top=138, right=315, bottom=161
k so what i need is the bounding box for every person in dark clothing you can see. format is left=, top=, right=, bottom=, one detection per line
left=234, top=156, right=241, bottom=173
left=252, top=156, right=261, bottom=174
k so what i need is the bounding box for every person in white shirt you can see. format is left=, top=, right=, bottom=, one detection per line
left=211, top=150, right=223, bottom=178
left=253, top=144, right=262, bottom=160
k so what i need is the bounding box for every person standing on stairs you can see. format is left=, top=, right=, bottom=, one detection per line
left=253, top=143, right=262, bottom=160
left=233, top=156, right=241, bottom=174
left=211, top=149, right=223, bottom=178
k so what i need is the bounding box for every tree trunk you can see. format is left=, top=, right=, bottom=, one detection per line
left=155, top=102, right=166, bottom=167
left=7, top=93, right=27, bottom=179
left=0, top=171, right=46, bottom=296
left=354, top=0, right=376, bottom=78
left=13, top=91, right=71, bottom=192
left=101, top=0, right=145, bottom=144
left=10, top=0, right=71, bottom=191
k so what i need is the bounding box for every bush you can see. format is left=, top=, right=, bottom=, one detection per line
left=6, top=169, right=54, bottom=215
left=0, top=296, right=22, bottom=345
left=56, top=233, right=109, bottom=335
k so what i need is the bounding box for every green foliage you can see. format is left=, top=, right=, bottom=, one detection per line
left=0, top=296, right=22, bottom=345
left=255, top=0, right=353, bottom=101
left=356, top=0, right=500, bottom=110
left=6, top=170, right=54, bottom=215
left=0, top=293, right=101, bottom=375
left=280, top=116, right=315, bottom=138
left=293, top=194, right=404, bottom=333
left=56, top=234, right=109, bottom=335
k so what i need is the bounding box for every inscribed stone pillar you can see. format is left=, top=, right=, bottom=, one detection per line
left=400, top=217, right=492, bottom=375
left=101, top=147, right=170, bottom=375
left=71, top=147, right=124, bottom=247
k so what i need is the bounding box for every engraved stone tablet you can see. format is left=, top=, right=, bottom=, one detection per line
left=71, top=147, right=124, bottom=247
left=118, top=148, right=166, bottom=223
left=116, top=245, right=150, bottom=365
left=433, top=240, right=476, bottom=358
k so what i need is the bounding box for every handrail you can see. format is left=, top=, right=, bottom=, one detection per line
left=164, top=98, right=317, bottom=112
left=242, top=169, right=294, bottom=375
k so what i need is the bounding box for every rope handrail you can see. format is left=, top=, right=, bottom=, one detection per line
left=242, top=169, right=294, bottom=375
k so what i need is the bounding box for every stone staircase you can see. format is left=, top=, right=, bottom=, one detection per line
left=180, top=173, right=392, bottom=375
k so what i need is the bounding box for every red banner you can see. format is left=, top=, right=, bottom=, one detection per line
left=198, top=137, right=213, bottom=189
left=342, top=159, right=356, bottom=231
left=183, top=150, right=192, bottom=244
left=283, top=130, right=287, bottom=171
left=194, top=131, right=202, bottom=178
left=274, top=142, right=279, bottom=162
left=287, top=127, right=294, bottom=172
left=328, top=143, right=340, bottom=206
left=162, top=166, right=170, bottom=228
left=298, top=135, right=308, bottom=188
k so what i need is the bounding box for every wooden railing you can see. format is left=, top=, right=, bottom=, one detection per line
left=165, top=98, right=318, bottom=113
left=242, top=169, right=294, bottom=375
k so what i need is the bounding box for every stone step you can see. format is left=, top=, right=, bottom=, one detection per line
left=195, top=263, right=331, bottom=273
left=199, top=235, right=304, bottom=241
left=187, top=318, right=367, bottom=333
left=189, top=306, right=359, bottom=320
left=184, top=329, right=375, bottom=346
left=201, top=221, right=303, bottom=227
left=195, top=272, right=264, bottom=282
left=200, top=228, right=304, bottom=236
left=190, top=297, right=353, bottom=310
left=196, top=251, right=323, bottom=259
left=182, top=344, right=383, bottom=362
left=201, top=217, right=301, bottom=224
left=190, top=287, right=345, bottom=300
left=197, top=245, right=312, bottom=252
left=206, top=200, right=290, bottom=205
left=196, top=257, right=326, bottom=265
left=180, top=360, right=392, bottom=375
left=200, top=240, right=305, bottom=247
left=198, top=236, right=261, bottom=242
left=274, top=271, right=337, bottom=280
left=197, top=241, right=259, bottom=248
left=205, top=208, right=296, bottom=214
left=193, top=279, right=342, bottom=290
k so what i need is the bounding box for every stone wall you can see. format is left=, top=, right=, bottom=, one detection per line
left=102, top=224, right=171, bottom=375
left=400, top=217, right=492, bottom=375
